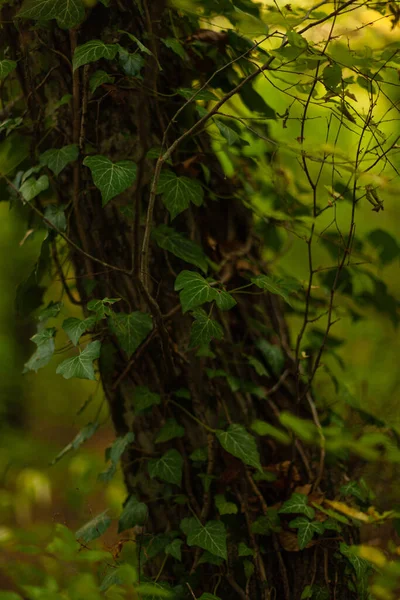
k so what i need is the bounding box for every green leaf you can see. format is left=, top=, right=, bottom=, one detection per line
left=20, top=175, right=49, bottom=202
left=251, top=274, right=296, bottom=306
left=62, top=316, right=96, bottom=346
left=189, top=308, right=223, bottom=348
left=73, top=40, right=118, bottom=71
left=119, top=31, right=153, bottom=56
left=197, top=551, right=224, bottom=566
left=251, top=420, right=291, bottom=445
left=109, top=311, right=152, bottom=358
left=340, top=481, right=369, bottom=503
left=287, top=30, right=308, bottom=49
left=238, top=542, right=254, bottom=557
left=177, top=88, right=218, bottom=102
left=214, top=289, right=236, bottom=311
left=183, top=518, right=227, bottom=560
left=40, top=144, right=78, bottom=176
left=87, top=297, right=120, bottom=320
left=289, top=517, right=324, bottom=550
left=83, top=155, right=137, bottom=206
left=323, top=63, right=342, bottom=91
left=152, top=225, right=208, bottom=273
left=215, top=494, right=238, bottom=516
left=118, top=49, right=145, bottom=77
left=280, top=412, right=317, bottom=443
left=75, top=510, right=111, bottom=543
left=165, top=539, right=183, bottom=561
left=256, top=339, right=284, bottom=377
left=39, top=301, right=63, bottom=322
left=133, top=385, right=161, bottom=413
left=251, top=510, right=281, bottom=535
left=89, top=70, right=114, bottom=94
left=0, top=60, right=17, bottom=80
left=148, top=449, right=183, bottom=486
left=157, top=170, right=204, bottom=219
left=279, top=493, right=315, bottom=519
left=198, top=594, right=222, bottom=600
left=247, top=354, right=268, bottom=375
left=216, top=424, right=261, bottom=471
left=118, top=495, right=148, bottom=532
left=155, top=418, right=185, bottom=443
left=51, top=422, right=98, bottom=464
left=190, top=447, right=208, bottom=462
left=44, top=204, right=67, bottom=231
left=215, top=120, right=239, bottom=146
left=162, top=38, right=186, bottom=59
left=99, top=432, right=134, bottom=482
left=56, top=340, right=101, bottom=381
left=368, top=229, right=399, bottom=265
left=0, top=593, right=23, bottom=600
left=18, top=0, right=85, bottom=28
left=24, top=327, right=55, bottom=373
left=175, top=270, right=218, bottom=313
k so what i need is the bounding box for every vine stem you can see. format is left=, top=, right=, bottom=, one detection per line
left=139, top=0, right=365, bottom=294
left=169, top=399, right=216, bottom=433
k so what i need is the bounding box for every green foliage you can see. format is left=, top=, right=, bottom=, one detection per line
left=56, top=340, right=101, bottom=380
left=83, top=155, right=137, bottom=206
left=157, top=170, right=204, bottom=219
left=2, top=0, right=400, bottom=598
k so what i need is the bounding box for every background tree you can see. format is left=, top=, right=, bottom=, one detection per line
left=1, top=1, right=400, bottom=599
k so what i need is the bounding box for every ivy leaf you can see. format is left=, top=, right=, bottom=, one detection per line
left=289, top=516, right=324, bottom=550
left=44, top=204, right=67, bottom=231
left=215, top=494, right=238, bottom=516
left=73, top=40, right=118, bottom=71
left=0, top=60, right=17, bottom=80
left=152, top=225, right=208, bottom=273
left=177, top=88, right=218, bottom=102
left=56, top=340, right=101, bottom=381
left=215, top=120, right=239, bottom=146
left=165, top=539, right=183, bottom=561
left=183, top=518, right=227, bottom=560
left=251, top=510, right=281, bottom=535
left=39, top=301, right=63, bottom=322
left=323, top=63, right=342, bottom=91
left=40, top=144, right=78, bottom=176
left=18, top=0, right=85, bottom=29
left=133, top=385, right=161, bottom=413
left=368, top=229, right=400, bottom=265
left=155, top=418, right=185, bottom=443
left=198, top=594, right=222, bottom=600
left=189, top=308, right=223, bottom=348
left=157, top=170, right=204, bottom=219
left=83, top=155, right=137, bottom=206
left=175, top=270, right=218, bottom=313
left=109, top=311, right=152, bottom=358
left=214, top=289, right=236, bottom=311
left=162, top=38, right=186, bottom=59
left=87, top=297, right=120, bottom=320
left=118, top=49, right=145, bottom=77
left=52, top=422, right=98, bottom=464
left=89, top=70, right=114, bottom=94
left=62, top=316, right=96, bottom=346
left=118, top=495, right=148, bottom=532
left=99, top=432, right=134, bottom=482
left=279, top=493, right=315, bottom=519
left=24, top=327, right=55, bottom=373
left=256, top=339, right=284, bottom=377
left=148, top=449, right=183, bottom=486
left=216, top=424, right=262, bottom=471
left=238, top=542, right=254, bottom=557
left=75, top=510, right=111, bottom=543
left=20, top=175, right=49, bottom=202
left=251, top=420, right=291, bottom=445
left=251, top=274, right=297, bottom=306
left=118, top=31, right=153, bottom=56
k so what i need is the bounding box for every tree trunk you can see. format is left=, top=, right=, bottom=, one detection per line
left=3, top=1, right=358, bottom=598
